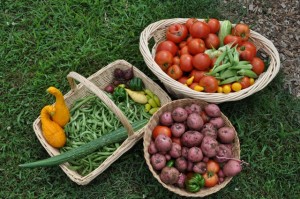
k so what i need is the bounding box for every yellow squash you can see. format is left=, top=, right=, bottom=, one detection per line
left=40, top=105, right=66, bottom=148
left=47, top=86, right=70, bottom=127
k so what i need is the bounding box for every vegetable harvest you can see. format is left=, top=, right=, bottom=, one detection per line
left=147, top=102, right=246, bottom=192
left=19, top=120, right=147, bottom=168
left=155, top=18, right=267, bottom=94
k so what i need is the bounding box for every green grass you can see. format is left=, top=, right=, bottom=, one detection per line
left=1, top=0, right=299, bottom=198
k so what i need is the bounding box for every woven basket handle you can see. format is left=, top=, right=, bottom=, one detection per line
left=67, top=71, right=134, bottom=137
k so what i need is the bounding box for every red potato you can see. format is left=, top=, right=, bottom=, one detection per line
left=148, top=141, right=158, bottom=155
left=169, top=142, right=182, bottom=158
left=155, top=134, right=173, bottom=152
left=172, top=107, right=188, bottom=122
left=215, top=144, right=233, bottom=163
left=200, top=111, right=210, bottom=124
left=160, top=166, right=180, bottom=185
left=193, top=162, right=207, bottom=174
left=202, top=156, right=209, bottom=163
left=186, top=113, right=204, bottom=130
left=159, top=111, right=174, bottom=126
left=217, top=169, right=225, bottom=178
left=176, top=173, right=187, bottom=188
left=175, top=157, right=188, bottom=172
left=204, top=104, right=221, bottom=117
left=184, top=106, right=193, bottom=115
left=188, top=147, right=203, bottom=162
left=201, top=136, right=219, bottom=158
left=150, top=153, right=166, bottom=170
left=189, top=104, right=202, bottom=113
left=218, top=126, right=236, bottom=144
left=181, top=130, right=204, bottom=147
left=165, top=154, right=171, bottom=161
left=201, top=122, right=217, bottom=139
left=187, top=160, right=194, bottom=172
left=210, top=117, right=225, bottom=129
left=223, top=159, right=243, bottom=177
left=181, top=147, right=189, bottom=158
left=171, top=123, right=186, bottom=137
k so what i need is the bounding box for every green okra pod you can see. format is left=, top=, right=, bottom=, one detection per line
left=219, top=76, right=244, bottom=85
left=209, top=62, right=231, bottom=75
left=237, top=69, right=258, bottom=78
left=230, top=64, right=253, bottom=70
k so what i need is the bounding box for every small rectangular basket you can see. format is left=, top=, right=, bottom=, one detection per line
left=139, top=18, right=281, bottom=103
left=33, top=59, right=171, bottom=185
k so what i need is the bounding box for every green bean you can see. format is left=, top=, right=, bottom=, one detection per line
left=219, top=76, right=244, bottom=85
left=230, top=64, right=253, bottom=70
left=237, top=69, right=258, bottom=78
left=210, top=63, right=231, bottom=75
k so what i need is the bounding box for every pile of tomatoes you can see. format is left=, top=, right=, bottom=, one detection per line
left=154, top=18, right=265, bottom=93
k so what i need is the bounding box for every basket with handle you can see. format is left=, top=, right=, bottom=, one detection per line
left=143, top=98, right=240, bottom=197
left=139, top=18, right=280, bottom=103
left=33, top=60, right=171, bottom=185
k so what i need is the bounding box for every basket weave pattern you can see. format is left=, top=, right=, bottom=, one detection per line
left=139, top=18, right=280, bottom=103
left=33, top=60, right=171, bottom=185
left=143, top=99, right=240, bottom=197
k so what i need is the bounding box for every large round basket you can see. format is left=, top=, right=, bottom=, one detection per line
left=143, top=99, right=240, bottom=197
left=139, top=18, right=280, bottom=103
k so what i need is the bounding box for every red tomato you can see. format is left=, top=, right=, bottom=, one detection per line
left=239, top=76, right=251, bottom=89
left=203, top=172, right=219, bottom=187
left=192, top=53, right=211, bottom=71
left=232, top=23, right=250, bottom=41
left=240, top=41, right=257, bottom=55
left=152, top=126, right=172, bottom=139
left=186, top=36, right=193, bottom=44
left=223, top=35, right=243, bottom=46
left=167, top=64, right=183, bottom=80
left=185, top=18, right=198, bottom=31
left=154, top=50, right=173, bottom=71
left=238, top=49, right=255, bottom=61
left=210, top=57, right=217, bottom=67
left=179, top=45, right=190, bottom=56
left=189, top=69, right=206, bottom=83
left=206, top=160, right=220, bottom=173
left=205, top=33, right=220, bottom=49
left=156, top=40, right=179, bottom=56
left=200, top=111, right=210, bottom=123
left=207, top=18, right=220, bottom=34
left=180, top=54, right=193, bottom=72
left=179, top=41, right=187, bottom=49
left=166, top=23, right=188, bottom=43
left=251, top=57, right=265, bottom=75
left=199, top=76, right=218, bottom=93
left=189, top=21, right=211, bottom=39
left=172, top=137, right=181, bottom=145
left=178, top=76, right=188, bottom=84
left=189, top=82, right=199, bottom=90
left=187, top=38, right=206, bottom=55
left=173, top=56, right=180, bottom=65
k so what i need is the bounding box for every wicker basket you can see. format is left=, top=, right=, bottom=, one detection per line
left=143, top=98, right=240, bottom=197
left=33, top=60, right=171, bottom=185
left=139, top=18, right=280, bottom=103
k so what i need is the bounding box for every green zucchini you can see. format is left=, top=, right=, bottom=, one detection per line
left=19, top=119, right=148, bottom=168
left=218, top=20, right=232, bottom=46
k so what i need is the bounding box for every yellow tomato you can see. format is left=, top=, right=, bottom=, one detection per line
left=249, top=78, right=255, bottom=85
left=231, top=82, right=242, bottom=92
left=217, top=86, right=223, bottom=93
left=194, top=85, right=204, bottom=92
left=222, top=84, right=231, bottom=94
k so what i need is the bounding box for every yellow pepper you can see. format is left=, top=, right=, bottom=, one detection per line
left=186, top=76, right=194, bottom=86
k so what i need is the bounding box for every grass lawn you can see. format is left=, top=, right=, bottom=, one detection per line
left=1, top=0, right=299, bottom=198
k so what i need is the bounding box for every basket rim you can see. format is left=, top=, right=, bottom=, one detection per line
left=139, top=18, right=281, bottom=103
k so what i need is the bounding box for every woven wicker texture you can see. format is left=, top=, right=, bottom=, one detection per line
left=139, top=18, right=280, bottom=103
left=143, top=98, right=240, bottom=197
left=33, top=60, right=171, bottom=185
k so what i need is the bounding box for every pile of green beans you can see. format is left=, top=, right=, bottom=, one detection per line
left=207, top=45, right=258, bottom=85
left=60, top=94, right=151, bottom=176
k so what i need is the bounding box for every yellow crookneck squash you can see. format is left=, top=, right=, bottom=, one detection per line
left=40, top=105, right=66, bottom=148
left=47, top=86, right=70, bottom=127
